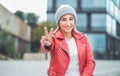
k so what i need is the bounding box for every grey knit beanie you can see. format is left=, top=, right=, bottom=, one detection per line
left=55, top=4, right=77, bottom=26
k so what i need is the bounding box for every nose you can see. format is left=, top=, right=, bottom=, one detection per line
left=66, top=20, right=71, bottom=26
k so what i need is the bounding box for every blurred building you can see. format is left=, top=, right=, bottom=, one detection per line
left=0, top=4, right=31, bottom=55
left=47, top=0, right=120, bottom=59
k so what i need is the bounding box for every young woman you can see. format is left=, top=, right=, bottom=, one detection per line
left=40, top=4, right=96, bottom=76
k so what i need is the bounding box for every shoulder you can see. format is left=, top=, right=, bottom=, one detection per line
left=73, top=31, right=86, bottom=39
left=52, top=30, right=64, bottom=39
left=74, top=31, right=89, bottom=43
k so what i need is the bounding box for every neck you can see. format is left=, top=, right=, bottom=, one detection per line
left=62, top=31, right=73, bottom=40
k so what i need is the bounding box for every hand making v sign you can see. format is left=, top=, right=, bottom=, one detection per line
left=40, top=26, right=54, bottom=47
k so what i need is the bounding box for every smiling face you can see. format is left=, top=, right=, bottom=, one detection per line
left=59, top=14, right=75, bottom=34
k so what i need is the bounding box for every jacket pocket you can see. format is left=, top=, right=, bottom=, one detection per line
left=48, top=70, right=56, bottom=76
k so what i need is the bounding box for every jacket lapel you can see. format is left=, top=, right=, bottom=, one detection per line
left=54, top=30, right=69, bottom=55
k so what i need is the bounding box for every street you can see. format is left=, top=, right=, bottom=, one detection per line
left=0, top=60, right=120, bottom=76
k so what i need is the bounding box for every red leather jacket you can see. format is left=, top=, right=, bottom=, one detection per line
left=40, top=30, right=96, bottom=76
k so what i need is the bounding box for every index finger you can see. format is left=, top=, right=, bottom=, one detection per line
left=44, top=26, right=48, bottom=36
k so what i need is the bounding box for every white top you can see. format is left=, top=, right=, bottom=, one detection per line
left=65, top=37, right=80, bottom=76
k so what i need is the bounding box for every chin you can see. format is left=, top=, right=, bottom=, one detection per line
left=65, top=30, right=72, bottom=33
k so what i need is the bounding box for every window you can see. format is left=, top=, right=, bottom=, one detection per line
left=111, top=19, right=116, bottom=36
left=86, top=34, right=106, bottom=53
left=47, top=13, right=55, bottom=23
left=106, top=14, right=112, bottom=34
left=112, top=0, right=120, bottom=6
left=114, top=5, right=119, bottom=20
left=106, top=0, right=110, bottom=13
left=91, top=14, right=106, bottom=31
left=0, top=15, right=2, bottom=25
left=56, top=0, right=77, bottom=9
left=81, top=0, right=106, bottom=11
left=110, top=0, right=115, bottom=17
left=106, top=17, right=116, bottom=36
left=116, top=22, right=120, bottom=36
left=76, top=14, right=87, bottom=31
left=119, top=10, right=120, bottom=23
left=47, top=0, right=53, bottom=11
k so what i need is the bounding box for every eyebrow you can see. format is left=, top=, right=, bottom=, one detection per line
left=61, top=16, right=74, bottom=19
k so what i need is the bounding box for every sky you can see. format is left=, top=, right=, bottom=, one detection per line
left=0, top=0, right=47, bottom=23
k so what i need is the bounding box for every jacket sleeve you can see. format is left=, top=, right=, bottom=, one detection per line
left=81, top=35, right=96, bottom=76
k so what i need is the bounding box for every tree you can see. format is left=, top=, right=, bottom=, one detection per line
left=0, top=27, right=17, bottom=59
left=32, top=21, right=56, bottom=52
left=14, top=11, right=39, bottom=28
left=26, top=13, right=39, bottom=28
left=14, top=10, right=25, bottom=21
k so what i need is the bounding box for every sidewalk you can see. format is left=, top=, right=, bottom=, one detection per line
left=94, top=60, right=120, bottom=76
left=0, top=60, right=120, bottom=76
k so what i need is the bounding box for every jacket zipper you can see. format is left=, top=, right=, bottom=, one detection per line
left=57, top=47, right=65, bottom=56
left=57, top=46, right=70, bottom=75
left=60, top=47, right=70, bottom=75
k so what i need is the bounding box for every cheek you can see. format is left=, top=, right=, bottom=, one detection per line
left=59, top=22, right=64, bottom=27
left=73, top=23, right=76, bottom=27
left=59, top=25, right=64, bottom=30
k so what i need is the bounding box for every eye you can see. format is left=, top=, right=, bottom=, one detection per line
left=69, top=17, right=74, bottom=21
left=70, top=18, right=73, bottom=21
left=61, top=18, right=66, bottom=21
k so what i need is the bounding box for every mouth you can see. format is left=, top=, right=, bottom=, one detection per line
left=65, top=27, right=71, bottom=30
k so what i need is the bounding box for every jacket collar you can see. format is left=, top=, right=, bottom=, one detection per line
left=54, top=30, right=64, bottom=39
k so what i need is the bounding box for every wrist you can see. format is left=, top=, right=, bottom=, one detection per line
left=44, top=44, right=52, bottom=50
